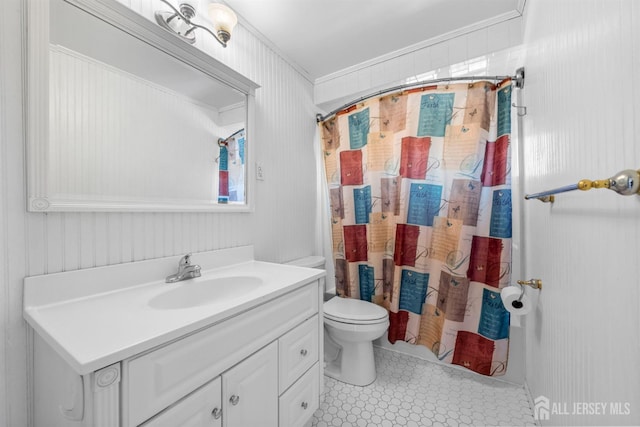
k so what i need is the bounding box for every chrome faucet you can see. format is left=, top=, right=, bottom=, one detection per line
left=166, top=253, right=201, bottom=283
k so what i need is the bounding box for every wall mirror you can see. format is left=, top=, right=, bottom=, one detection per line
left=26, top=0, right=259, bottom=212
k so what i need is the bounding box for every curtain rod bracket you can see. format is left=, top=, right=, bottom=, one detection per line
left=514, top=67, right=525, bottom=89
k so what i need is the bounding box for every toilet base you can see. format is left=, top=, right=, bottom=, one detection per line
left=324, top=339, right=377, bottom=386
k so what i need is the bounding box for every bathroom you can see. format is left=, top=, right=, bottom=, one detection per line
left=1, top=0, right=639, bottom=426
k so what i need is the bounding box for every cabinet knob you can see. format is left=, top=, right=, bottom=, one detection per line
left=229, top=395, right=240, bottom=405
left=301, top=401, right=308, bottom=410
left=300, top=349, right=308, bottom=356
left=212, top=407, right=222, bottom=419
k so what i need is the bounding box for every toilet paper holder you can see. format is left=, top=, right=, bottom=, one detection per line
left=517, top=279, right=542, bottom=290
left=509, top=279, right=542, bottom=310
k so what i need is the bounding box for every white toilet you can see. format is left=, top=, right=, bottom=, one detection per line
left=285, top=256, right=390, bottom=387
left=323, top=296, right=389, bottom=386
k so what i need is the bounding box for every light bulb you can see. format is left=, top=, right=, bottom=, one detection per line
left=208, top=3, right=237, bottom=43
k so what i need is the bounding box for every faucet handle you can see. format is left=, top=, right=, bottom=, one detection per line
left=179, top=253, right=192, bottom=266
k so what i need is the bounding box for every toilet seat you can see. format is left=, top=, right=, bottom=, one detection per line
left=324, top=297, right=388, bottom=325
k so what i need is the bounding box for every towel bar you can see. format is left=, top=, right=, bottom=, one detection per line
left=525, top=169, right=640, bottom=202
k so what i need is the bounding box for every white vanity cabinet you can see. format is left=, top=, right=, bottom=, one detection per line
left=140, top=322, right=320, bottom=427
left=142, top=342, right=278, bottom=427
left=26, top=248, right=325, bottom=427
left=31, top=279, right=323, bottom=427
left=123, top=283, right=320, bottom=426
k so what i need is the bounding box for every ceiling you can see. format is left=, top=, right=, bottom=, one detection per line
left=223, top=0, right=524, bottom=81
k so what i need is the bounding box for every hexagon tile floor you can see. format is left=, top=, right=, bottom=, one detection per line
left=311, top=347, right=536, bottom=427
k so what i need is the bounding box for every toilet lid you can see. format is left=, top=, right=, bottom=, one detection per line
left=324, top=297, right=388, bottom=323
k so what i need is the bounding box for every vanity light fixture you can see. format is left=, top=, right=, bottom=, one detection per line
left=155, top=0, right=238, bottom=47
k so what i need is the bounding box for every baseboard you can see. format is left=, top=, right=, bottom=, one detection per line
left=523, top=380, right=541, bottom=426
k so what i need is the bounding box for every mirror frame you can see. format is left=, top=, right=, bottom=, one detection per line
left=26, top=0, right=259, bottom=212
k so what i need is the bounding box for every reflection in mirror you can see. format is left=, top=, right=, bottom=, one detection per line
left=49, top=44, right=246, bottom=207
left=27, top=0, right=258, bottom=212
left=216, top=129, right=246, bottom=204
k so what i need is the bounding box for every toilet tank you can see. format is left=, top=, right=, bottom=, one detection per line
left=285, top=256, right=325, bottom=269
left=286, top=256, right=332, bottom=300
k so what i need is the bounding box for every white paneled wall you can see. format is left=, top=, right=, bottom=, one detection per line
left=1, top=1, right=316, bottom=426
left=50, top=46, right=226, bottom=202
left=314, top=17, right=524, bottom=113
left=1, top=1, right=30, bottom=426
left=521, top=1, right=640, bottom=425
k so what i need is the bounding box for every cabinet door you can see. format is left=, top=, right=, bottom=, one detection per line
left=223, top=342, right=278, bottom=427
left=141, top=377, right=222, bottom=427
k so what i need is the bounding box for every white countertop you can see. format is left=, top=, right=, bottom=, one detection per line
left=24, top=247, right=324, bottom=375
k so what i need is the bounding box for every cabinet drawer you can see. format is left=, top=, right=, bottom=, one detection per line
left=279, top=363, right=319, bottom=427
left=141, top=377, right=221, bottom=427
left=125, top=283, right=318, bottom=427
left=278, top=314, right=319, bottom=393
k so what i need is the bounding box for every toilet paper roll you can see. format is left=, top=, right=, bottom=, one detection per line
left=501, top=286, right=533, bottom=315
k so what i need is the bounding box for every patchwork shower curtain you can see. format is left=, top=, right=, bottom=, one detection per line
left=319, top=80, right=513, bottom=376
left=217, top=130, right=245, bottom=203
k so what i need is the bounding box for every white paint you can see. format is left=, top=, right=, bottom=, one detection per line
left=124, top=285, right=318, bottom=426
left=1, top=0, right=317, bottom=425
left=32, top=278, right=321, bottom=427
left=520, top=1, right=640, bottom=425
left=1, top=1, right=30, bottom=425
left=314, top=17, right=525, bottom=113
left=224, top=0, right=524, bottom=80
left=24, top=247, right=323, bottom=375
left=48, top=46, right=227, bottom=207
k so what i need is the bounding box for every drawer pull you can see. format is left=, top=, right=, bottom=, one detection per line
left=212, top=407, right=222, bottom=419
left=300, top=349, right=308, bottom=356
left=301, top=401, right=308, bottom=410
left=229, top=395, right=240, bottom=405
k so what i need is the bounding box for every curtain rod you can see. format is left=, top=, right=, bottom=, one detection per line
left=224, top=128, right=244, bottom=141
left=316, top=68, right=525, bottom=123
left=218, top=127, right=244, bottom=147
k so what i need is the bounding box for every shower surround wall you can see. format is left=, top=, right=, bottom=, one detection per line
left=521, top=1, right=640, bottom=425
left=314, top=15, right=525, bottom=114
left=0, top=1, right=317, bottom=426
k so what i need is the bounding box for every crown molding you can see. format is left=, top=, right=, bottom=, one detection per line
left=315, top=9, right=524, bottom=85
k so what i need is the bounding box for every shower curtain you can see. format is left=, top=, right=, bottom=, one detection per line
left=318, top=80, right=513, bottom=376
left=217, top=130, right=245, bottom=203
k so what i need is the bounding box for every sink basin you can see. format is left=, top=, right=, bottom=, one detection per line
left=148, top=276, right=263, bottom=309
